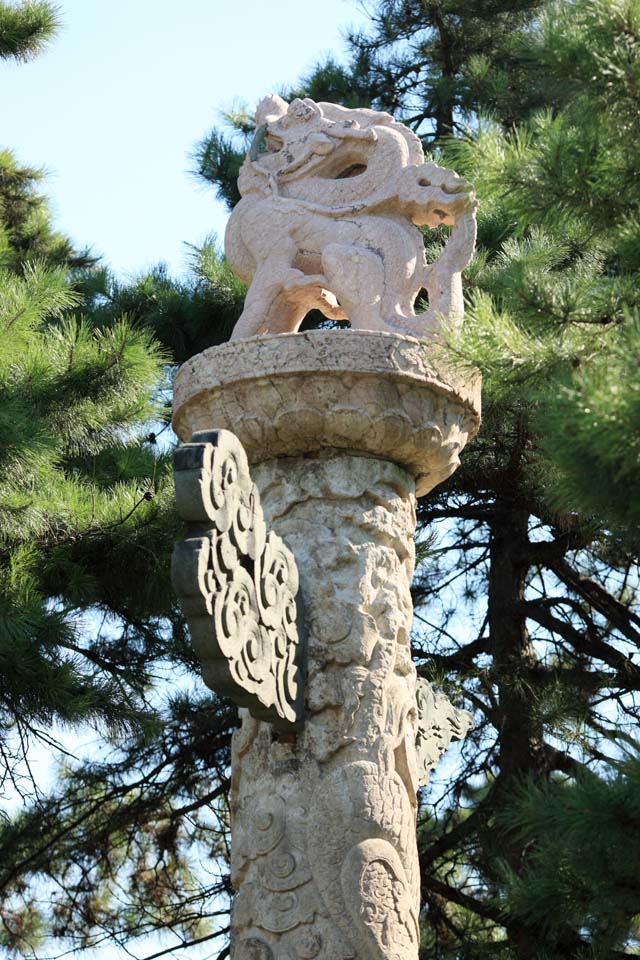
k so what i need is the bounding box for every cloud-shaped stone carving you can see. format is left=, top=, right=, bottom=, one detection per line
left=172, top=429, right=305, bottom=729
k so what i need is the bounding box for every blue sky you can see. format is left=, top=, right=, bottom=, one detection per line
left=1, top=0, right=368, bottom=278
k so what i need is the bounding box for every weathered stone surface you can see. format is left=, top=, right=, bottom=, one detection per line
left=229, top=454, right=421, bottom=958
left=173, top=329, right=480, bottom=498
left=172, top=327, right=479, bottom=957
left=171, top=429, right=305, bottom=730
left=224, top=95, right=476, bottom=340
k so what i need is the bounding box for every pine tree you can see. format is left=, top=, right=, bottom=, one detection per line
left=425, top=4, right=640, bottom=954
left=0, top=13, right=209, bottom=956
left=81, top=237, right=246, bottom=362
left=0, top=149, right=94, bottom=270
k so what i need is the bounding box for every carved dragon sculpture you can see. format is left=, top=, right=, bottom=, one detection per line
left=224, top=94, right=477, bottom=340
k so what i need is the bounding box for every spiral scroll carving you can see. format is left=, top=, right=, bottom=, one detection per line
left=171, top=429, right=305, bottom=730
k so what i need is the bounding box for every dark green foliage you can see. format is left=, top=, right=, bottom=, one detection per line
left=0, top=150, right=95, bottom=270
left=0, top=0, right=58, bottom=62
left=442, top=0, right=640, bottom=537
left=193, top=129, right=244, bottom=209
left=81, top=238, right=246, bottom=362
left=0, top=18, right=217, bottom=955
left=499, top=758, right=640, bottom=955
left=286, top=52, right=381, bottom=109
left=0, top=256, right=175, bottom=735
left=404, top=3, right=640, bottom=954
left=541, top=318, right=640, bottom=535
left=338, top=0, right=551, bottom=138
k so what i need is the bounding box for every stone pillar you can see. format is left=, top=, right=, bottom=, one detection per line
left=172, top=330, right=480, bottom=960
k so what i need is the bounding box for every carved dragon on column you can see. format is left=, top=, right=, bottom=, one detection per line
left=173, top=441, right=472, bottom=959
left=172, top=94, right=478, bottom=960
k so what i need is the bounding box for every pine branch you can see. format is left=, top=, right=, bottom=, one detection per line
left=141, top=929, right=230, bottom=960
left=415, top=633, right=490, bottom=673
left=421, top=875, right=506, bottom=925
left=522, top=599, right=640, bottom=688
left=540, top=743, right=588, bottom=778
left=0, top=0, right=59, bottom=62
left=421, top=796, right=493, bottom=864
left=0, top=749, right=196, bottom=892
left=546, top=558, right=640, bottom=642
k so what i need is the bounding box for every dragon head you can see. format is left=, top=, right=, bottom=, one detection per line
left=238, top=95, right=420, bottom=196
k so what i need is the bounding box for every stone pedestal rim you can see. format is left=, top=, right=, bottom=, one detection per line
left=172, top=329, right=481, bottom=499
left=173, top=329, right=480, bottom=437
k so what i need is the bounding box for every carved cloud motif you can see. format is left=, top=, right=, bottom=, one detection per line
left=172, top=429, right=306, bottom=729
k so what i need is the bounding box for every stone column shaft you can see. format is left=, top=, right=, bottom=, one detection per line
left=172, top=330, right=480, bottom=960
left=228, top=454, right=419, bottom=959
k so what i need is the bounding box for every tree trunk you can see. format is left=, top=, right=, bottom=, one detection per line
left=488, top=499, right=545, bottom=959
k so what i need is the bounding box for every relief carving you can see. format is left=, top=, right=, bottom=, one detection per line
left=342, top=839, right=419, bottom=960
left=171, top=330, right=481, bottom=500
left=234, top=938, right=274, bottom=960
left=171, top=429, right=305, bottom=729
left=415, top=678, right=473, bottom=787
left=227, top=456, right=421, bottom=958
